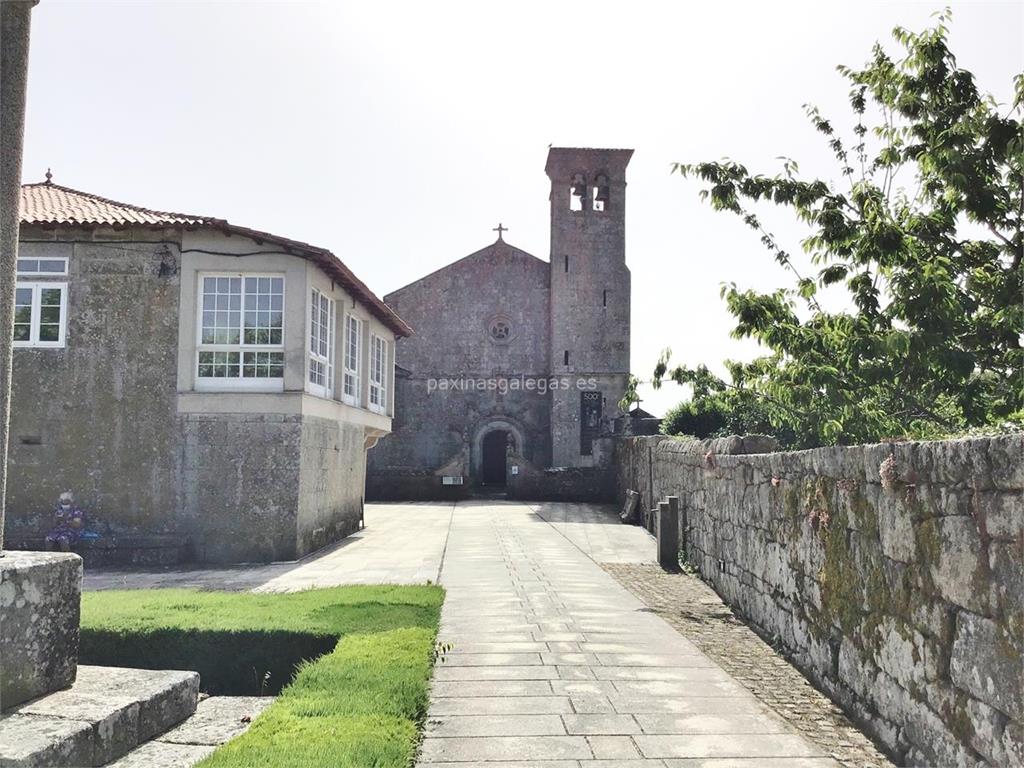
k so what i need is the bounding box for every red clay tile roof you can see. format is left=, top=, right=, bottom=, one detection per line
left=21, top=181, right=216, bottom=227
left=20, top=180, right=411, bottom=337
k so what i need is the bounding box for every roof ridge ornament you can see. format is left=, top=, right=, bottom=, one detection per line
left=492, top=222, right=507, bottom=241
left=44, top=168, right=52, bottom=184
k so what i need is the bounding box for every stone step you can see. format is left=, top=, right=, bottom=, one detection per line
left=0, top=665, right=199, bottom=767
left=106, top=696, right=273, bottom=767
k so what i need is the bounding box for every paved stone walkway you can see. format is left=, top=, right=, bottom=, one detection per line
left=603, top=563, right=895, bottom=768
left=420, top=501, right=839, bottom=766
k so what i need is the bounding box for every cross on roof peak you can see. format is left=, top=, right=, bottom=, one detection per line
left=492, top=222, right=508, bottom=241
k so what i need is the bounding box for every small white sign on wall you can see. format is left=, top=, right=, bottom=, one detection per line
left=511, top=465, right=519, bottom=476
left=442, top=476, right=464, bottom=485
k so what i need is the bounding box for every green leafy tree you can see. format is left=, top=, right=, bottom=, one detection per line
left=654, top=11, right=1023, bottom=447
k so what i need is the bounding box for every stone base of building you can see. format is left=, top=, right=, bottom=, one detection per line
left=366, top=470, right=472, bottom=501
left=0, top=550, right=82, bottom=710
left=2, top=533, right=189, bottom=567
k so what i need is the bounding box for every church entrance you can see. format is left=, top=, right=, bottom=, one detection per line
left=480, top=430, right=509, bottom=486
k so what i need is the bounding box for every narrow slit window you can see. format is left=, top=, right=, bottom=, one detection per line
left=564, top=350, right=570, bottom=366
left=564, top=254, right=569, bottom=273
left=603, top=289, right=608, bottom=307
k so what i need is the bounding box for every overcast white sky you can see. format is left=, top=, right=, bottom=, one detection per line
left=22, top=0, right=1023, bottom=415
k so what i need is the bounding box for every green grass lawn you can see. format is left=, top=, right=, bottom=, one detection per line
left=80, top=585, right=444, bottom=767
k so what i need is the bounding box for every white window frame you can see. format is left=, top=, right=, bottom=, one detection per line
left=342, top=314, right=362, bottom=406
left=369, top=333, right=388, bottom=415
left=307, top=287, right=336, bottom=399
left=16, top=256, right=69, bottom=277
left=194, top=273, right=286, bottom=392
left=13, top=282, right=68, bottom=349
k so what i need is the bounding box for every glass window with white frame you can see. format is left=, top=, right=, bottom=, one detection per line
left=369, top=333, right=388, bottom=414
left=13, top=282, right=68, bottom=348
left=196, top=275, right=284, bottom=388
left=308, top=288, right=335, bottom=398
left=342, top=314, right=362, bottom=406
left=17, top=256, right=68, bottom=276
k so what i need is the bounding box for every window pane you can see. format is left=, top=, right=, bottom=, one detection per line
left=39, top=260, right=66, bottom=274
left=14, top=283, right=34, bottom=342
left=310, top=290, right=319, bottom=355
left=198, top=351, right=240, bottom=377
left=40, top=305, right=61, bottom=324
left=201, top=278, right=241, bottom=345
left=242, top=351, right=284, bottom=378
left=17, top=259, right=38, bottom=273
left=39, top=324, right=60, bottom=342
left=40, top=288, right=62, bottom=306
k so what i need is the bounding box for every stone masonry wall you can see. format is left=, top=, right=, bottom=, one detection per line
left=295, top=416, right=366, bottom=556
left=179, top=413, right=303, bottom=564
left=7, top=229, right=182, bottom=543
left=616, top=434, right=1023, bottom=767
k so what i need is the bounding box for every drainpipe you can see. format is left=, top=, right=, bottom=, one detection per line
left=0, top=0, right=38, bottom=554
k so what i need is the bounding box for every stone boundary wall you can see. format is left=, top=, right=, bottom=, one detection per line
left=616, top=434, right=1023, bottom=767
left=506, top=465, right=615, bottom=503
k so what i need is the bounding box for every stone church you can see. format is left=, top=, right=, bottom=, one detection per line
left=367, top=147, right=632, bottom=499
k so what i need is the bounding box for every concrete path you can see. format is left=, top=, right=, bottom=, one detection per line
left=419, top=501, right=839, bottom=767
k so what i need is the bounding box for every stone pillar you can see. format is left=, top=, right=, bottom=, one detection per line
left=1, top=0, right=37, bottom=550
left=656, top=498, right=679, bottom=570
left=0, top=0, right=83, bottom=715
left=1, top=551, right=82, bottom=710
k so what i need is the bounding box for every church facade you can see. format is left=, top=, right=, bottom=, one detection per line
left=367, top=147, right=632, bottom=499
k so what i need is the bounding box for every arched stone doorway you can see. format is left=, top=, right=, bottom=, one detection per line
left=471, top=419, right=525, bottom=489
left=481, top=430, right=509, bottom=486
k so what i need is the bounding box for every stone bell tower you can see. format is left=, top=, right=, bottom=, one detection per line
left=545, top=147, right=633, bottom=468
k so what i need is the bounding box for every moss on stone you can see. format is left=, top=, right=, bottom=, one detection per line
left=817, top=480, right=863, bottom=637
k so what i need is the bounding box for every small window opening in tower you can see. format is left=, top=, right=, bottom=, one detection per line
left=603, top=289, right=608, bottom=307
left=593, top=174, right=610, bottom=211
left=564, top=350, right=570, bottom=366
left=570, top=174, right=585, bottom=212
left=564, top=254, right=569, bottom=273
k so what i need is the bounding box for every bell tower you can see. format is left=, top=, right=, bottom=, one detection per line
left=546, top=147, right=633, bottom=467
